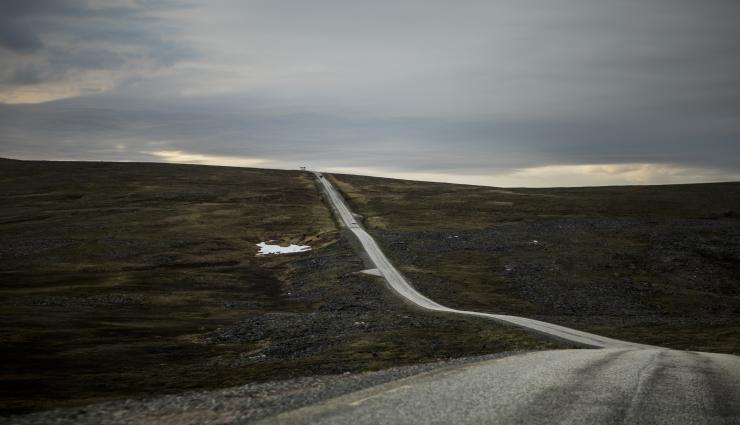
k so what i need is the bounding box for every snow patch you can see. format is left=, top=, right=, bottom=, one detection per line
left=256, top=242, right=311, bottom=256
left=360, top=268, right=383, bottom=277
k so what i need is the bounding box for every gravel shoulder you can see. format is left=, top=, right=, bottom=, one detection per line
left=0, top=352, right=524, bottom=425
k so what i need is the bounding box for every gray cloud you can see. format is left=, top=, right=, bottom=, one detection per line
left=0, top=20, right=44, bottom=53
left=0, top=0, right=194, bottom=88
left=0, top=0, right=739, bottom=185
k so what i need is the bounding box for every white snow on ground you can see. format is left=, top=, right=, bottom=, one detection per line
left=256, top=242, right=311, bottom=256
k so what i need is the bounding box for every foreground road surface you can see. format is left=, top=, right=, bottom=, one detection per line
left=257, top=348, right=740, bottom=425
left=315, top=172, right=646, bottom=348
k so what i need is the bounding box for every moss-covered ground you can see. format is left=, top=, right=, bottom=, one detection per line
left=0, top=159, right=557, bottom=415
left=330, top=173, right=740, bottom=354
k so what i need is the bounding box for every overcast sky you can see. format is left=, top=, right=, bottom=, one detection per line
left=1, top=0, right=739, bottom=186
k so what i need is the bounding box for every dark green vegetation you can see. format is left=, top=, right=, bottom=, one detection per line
left=0, top=159, right=556, bottom=415
left=330, top=174, right=740, bottom=354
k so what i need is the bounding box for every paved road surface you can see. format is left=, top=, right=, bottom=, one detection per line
left=307, top=172, right=740, bottom=424
left=257, top=348, right=740, bottom=425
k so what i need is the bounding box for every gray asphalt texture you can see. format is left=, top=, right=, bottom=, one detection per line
left=310, top=173, right=740, bottom=424
left=257, top=348, right=740, bottom=425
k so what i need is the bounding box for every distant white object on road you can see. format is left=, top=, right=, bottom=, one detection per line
left=256, top=242, right=311, bottom=256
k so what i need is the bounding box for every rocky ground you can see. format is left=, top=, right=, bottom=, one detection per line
left=196, top=231, right=561, bottom=374
left=372, top=217, right=740, bottom=353
left=328, top=173, right=740, bottom=354
left=2, top=227, right=558, bottom=421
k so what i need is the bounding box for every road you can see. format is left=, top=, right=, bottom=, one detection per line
left=305, top=172, right=740, bottom=424
left=314, top=172, right=645, bottom=349
left=257, top=348, right=740, bottom=425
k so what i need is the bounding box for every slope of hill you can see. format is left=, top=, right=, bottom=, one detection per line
left=330, top=173, right=740, bottom=353
left=0, top=159, right=555, bottom=415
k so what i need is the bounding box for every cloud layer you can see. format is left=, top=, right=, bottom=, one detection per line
left=1, top=0, right=739, bottom=186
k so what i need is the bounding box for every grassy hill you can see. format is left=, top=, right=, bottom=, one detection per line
left=0, top=159, right=555, bottom=415
left=330, top=173, right=740, bottom=354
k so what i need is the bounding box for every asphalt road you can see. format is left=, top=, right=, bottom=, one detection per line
left=257, top=348, right=740, bottom=425
left=315, top=172, right=645, bottom=349
left=310, top=172, right=740, bottom=424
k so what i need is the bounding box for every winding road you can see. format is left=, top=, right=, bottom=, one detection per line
left=291, top=172, right=740, bottom=425
left=315, top=172, right=644, bottom=348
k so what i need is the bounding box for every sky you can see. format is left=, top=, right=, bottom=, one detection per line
left=1, top=0, right=739, bottom=187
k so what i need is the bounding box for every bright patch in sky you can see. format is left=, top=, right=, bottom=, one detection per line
left=148, top=151, right=269, bottom=168
left=323, top=163, right=740, bottom=187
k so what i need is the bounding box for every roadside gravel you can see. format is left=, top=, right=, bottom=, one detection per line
left=0, top=352, right=523, bottom=425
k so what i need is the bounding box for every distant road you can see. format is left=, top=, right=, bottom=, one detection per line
left=259, top=348, right=740, bottom=425
left=314, top=172, right=644, bottom=348
left=295, top=172, right=740, bottom=424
